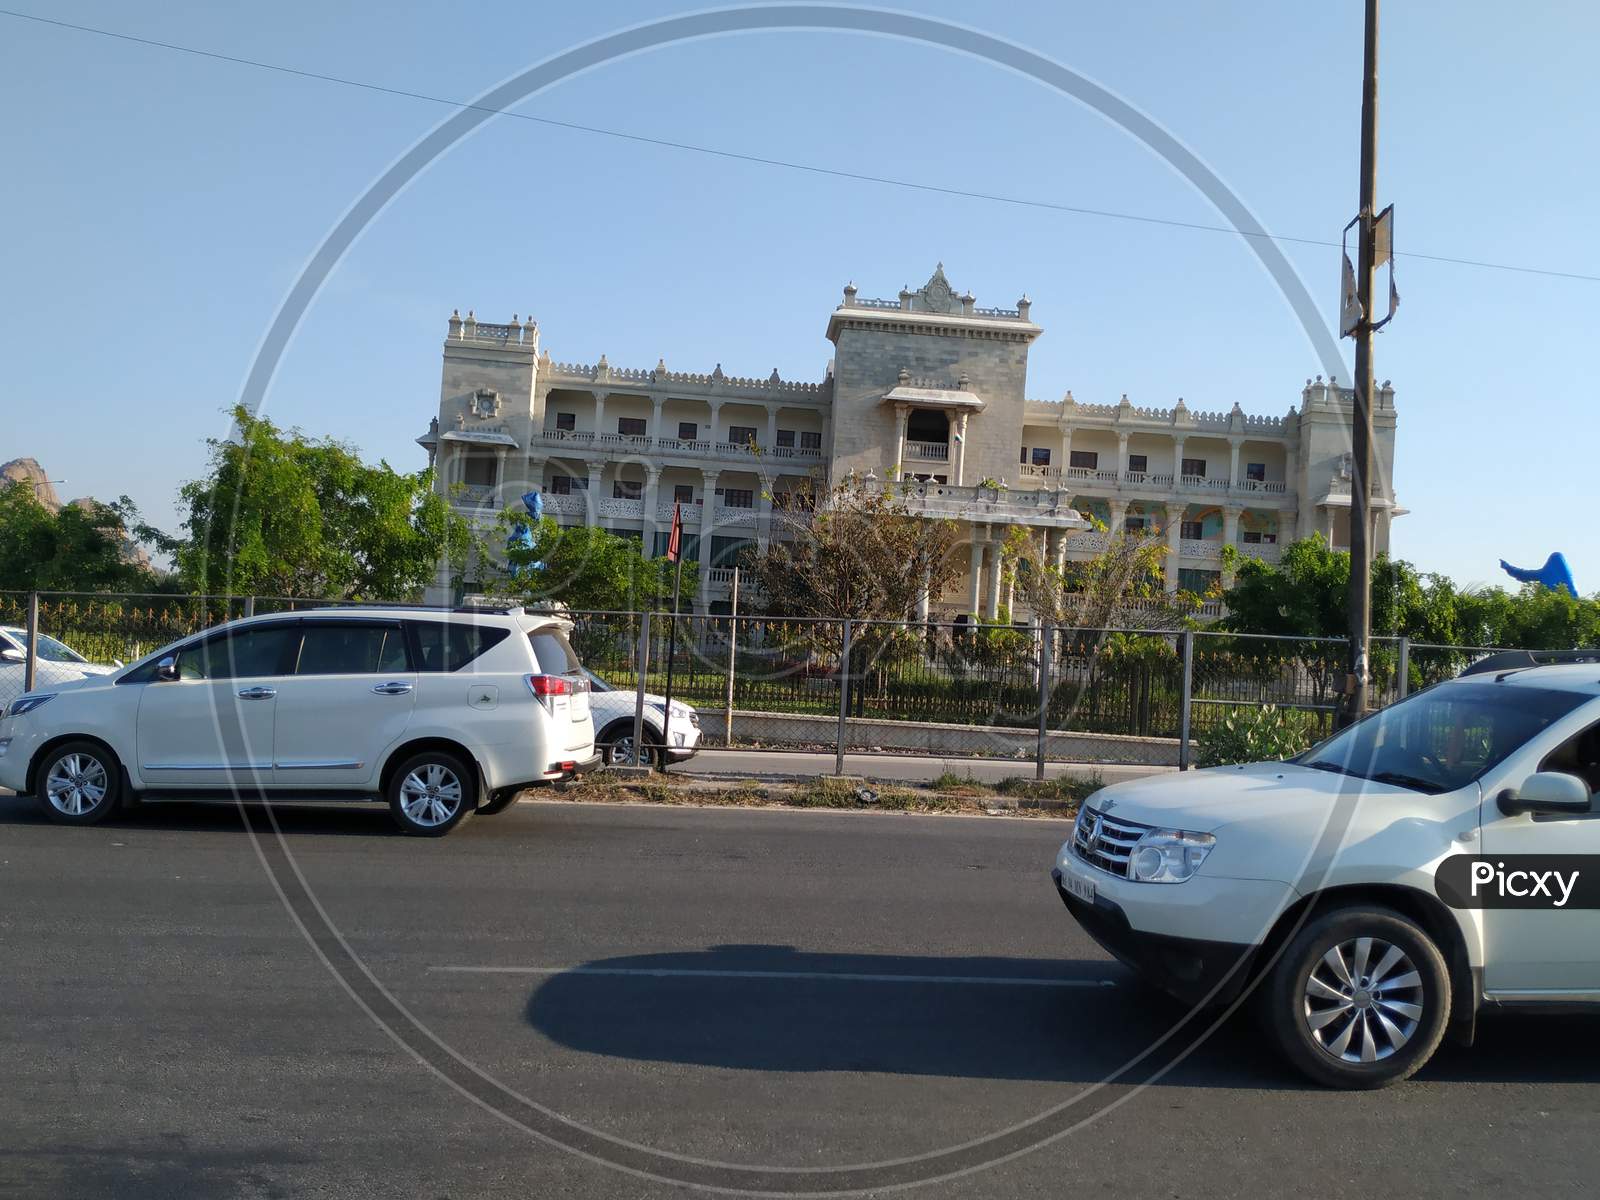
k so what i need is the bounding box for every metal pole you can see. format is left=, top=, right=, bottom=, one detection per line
left=24, top=591, right=39, bottom=694
left=723, top=567, right=739, bottom=747
left=1397, top=635, right=1410, bottom=699
left=659, top=560, right=684, bottom=774
left=1178, top=629, right=1194, bottom=771
left=242, top=596, right=256, bottom=619
left=1342, top=0, right=1380, bottom=729
left=1035, top=623, right=1052, bottom=781
left=834, top=619, right=852, bottom=776
left=631, top=611, right=651, bottom=767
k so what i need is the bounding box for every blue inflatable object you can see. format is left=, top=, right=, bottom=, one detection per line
left=1500, top=553, right=1577, bottom=598
left=521, top=490, right=543, bottom=520
left=506, top=491, right=546, bottom=579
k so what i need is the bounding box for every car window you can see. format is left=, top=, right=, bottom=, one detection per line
left=1301, top=682, right=1590, bottom=794
left=295, top=623, right=410, bottom=675
left=529, top=629, right=579, bottom=675
left=408, top=621, right=509, bottom=672
left=178, top=625, right=299, bottom=680
left=0, top=630, right=86, bottom=663
left=1539, top=719, right=1600, bottom=796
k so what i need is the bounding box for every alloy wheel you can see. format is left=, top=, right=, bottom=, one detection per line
left=45, top=752, right=109, bottom=817
left=1302, top=935, right=1424, bottom=1064
left=399, top=763, right=464, bottom=828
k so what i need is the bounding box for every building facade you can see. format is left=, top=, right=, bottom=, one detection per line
left=421, top=265, right=1400, bottom=614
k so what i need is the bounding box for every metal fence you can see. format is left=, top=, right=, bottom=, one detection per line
left=0, top=589, right=1529, bottom=772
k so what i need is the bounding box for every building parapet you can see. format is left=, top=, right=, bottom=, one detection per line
left=1024, top=391, right=1299, bottom=439
left=539, top=354, right=827, bottom=396
left=893, top=480, right=1089, bottom=530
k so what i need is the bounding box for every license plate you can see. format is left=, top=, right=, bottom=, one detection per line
left=1061, top=866, right=1096, bottom=905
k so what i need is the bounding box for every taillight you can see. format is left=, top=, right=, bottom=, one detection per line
left=526, top=674, right=572, bottom=697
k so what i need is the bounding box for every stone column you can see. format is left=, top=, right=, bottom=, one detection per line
left=651, top=397, right=666, bottom=444
left=1228, top=438, right=1243, bottom=489
left=893, top=403, right=909, bottom=476
left=592, top=391, right=608, bottom=438
left=984, top=536, right=1004, bottom=620
left=1173, top=436, right=1188, bottom=481
left=1059, top=427, right=1073, bottom=475
left=707, top=402, right=723, bottom=445
left=967, top=527, right=985, bottom=616
left=1280, top=509, right=1297, bottom=545
left=1222, top=504, right=1243, bottom=587
left=1053, top=526, right=1070, bottom=572
left=699, top=468, right=719, bottom=599
left=916, top=563, right=932, bottom=621
left=1164, top=503, right=1185, bottom=592
left=1116, top=432, right=1130, bottom=479
left=1108, top=499, right=1128, bottom=536
left=955, top=413, right=970, bottom=485
left=642, top=465, right=662, bottom=553
left=1044, top=528, right=1060, bottom=572
left=756, top=476, right=774, bottom=552
left=586, top=462, right=604, bottom=526
left=766, top=406, right=779, bottom=453
left=493, top=447, right=508, bottom=507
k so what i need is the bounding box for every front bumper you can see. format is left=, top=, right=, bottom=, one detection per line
left=1052, top=868, right=1260, bottom=1008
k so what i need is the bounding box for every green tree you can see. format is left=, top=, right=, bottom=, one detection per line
left=0, top=483, right=162, bottom=592
left=168, top=406, right=475, bottom=598
left=488, top=515, right=689, bottom=611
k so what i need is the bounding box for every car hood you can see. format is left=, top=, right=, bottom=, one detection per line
left=1081, top=761, right=1416, bottom=834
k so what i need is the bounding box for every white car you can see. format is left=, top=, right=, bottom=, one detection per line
left=0, top=605, right=599, bottom=836
left=581, top=668, right=702, bottom=766
left=1052, top=650, right=1600, bottom=1088
left=0, top=626, right=118, bottom=692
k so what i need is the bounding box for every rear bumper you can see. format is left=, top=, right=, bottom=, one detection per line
left=1052, top=868, right=1260, bottom=1009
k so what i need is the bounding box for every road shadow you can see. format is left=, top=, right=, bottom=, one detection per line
left=0, top=792, right=401, bottom=838
left=525, top=943, right=1599, bottom=1088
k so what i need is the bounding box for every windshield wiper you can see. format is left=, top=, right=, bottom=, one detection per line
left=1304, top=760, right=1359, bottom=777
left=1369, top=770, right=1447, bottom=795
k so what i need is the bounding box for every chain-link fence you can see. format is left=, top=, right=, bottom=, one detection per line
left=0, top=589, right=1551, bottom=772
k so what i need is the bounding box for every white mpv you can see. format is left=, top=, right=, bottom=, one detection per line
left=0, top=605, right=598, bottom=836
left=1053, top=652, right=1600, bottom=1088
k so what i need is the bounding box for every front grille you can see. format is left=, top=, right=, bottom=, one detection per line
left=1072, top=806, right=1153, bottom=878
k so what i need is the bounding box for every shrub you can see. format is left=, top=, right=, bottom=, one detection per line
left=1195, top=704, right=1318, bottom=767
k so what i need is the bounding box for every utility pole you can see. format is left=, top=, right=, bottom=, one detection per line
left=1341, top=0, right=1381, bottom=728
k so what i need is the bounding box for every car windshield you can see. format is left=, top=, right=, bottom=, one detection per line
left=1297, top=681, right=1590, bottom=794
left=1, top=628, right=88, bottom=663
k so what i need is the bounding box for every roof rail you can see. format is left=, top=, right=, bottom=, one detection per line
left=299, top=602, right=527, bottom=616
left=1458, top=649, right=1600, bottom=678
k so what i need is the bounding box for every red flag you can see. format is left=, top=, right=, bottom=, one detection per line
left=665, top=502, right=683, bottom=563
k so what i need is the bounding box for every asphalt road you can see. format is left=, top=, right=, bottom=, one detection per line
left=2, top=793, right=1595, bottom=1199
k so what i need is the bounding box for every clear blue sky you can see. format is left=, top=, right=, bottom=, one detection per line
left=4, top=1, right=1596, bottom=592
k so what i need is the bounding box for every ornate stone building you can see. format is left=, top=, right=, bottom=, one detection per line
left=421, top=265, right=1401, bottom=614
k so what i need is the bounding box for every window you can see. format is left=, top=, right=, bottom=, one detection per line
left=1304, top=682, right=1588, bottom=795
left=178, top=625, right=298, bottom=680
left=1246, top=462, right=1266, bottom=482
left=1031, top=447, right=1052, bottom=467
left=728, top=425, right=757, bottom=446
left=1181, top=457, right=1207, bottom=478
left=613, top=479, right=643, bottom=500
left=554, top=411, right=576, bottom=431
left=1069, top=450, right=1098, bottom=469
left=678, top=421, right=698, bottom=441
left=1019, top=446, right=1029, bottom=464
left=1242, top=530, right=1262, bottom=544
left=1177, top=568, right=1221, bottom=594
left=463, top=456, right=497, bottom=486
left=776, top=429, right=796, bottom=447
left=1181, top=521, right=1205, bottom=540
left=1125, top=516, right=1148, bottom=533
left=799, top=431, right=822, bottom=450
left=1128, top=453, right=1148, bottom=474
left=1540, top=720, right=1600, bottom=795
left=550, top=475, right=588, bottom=495
left=711, top=536, right=755, bottom=566
left=673, top=484, right=695, bottom=504
left=653, top=530, right=700, bottom=561
left=617, top=417, right=647, bottom=437
left=294, top=623, right=409, bottom=675
left=528, top=629, right=579, bottom=675
left=409, top=622, right=510, bottom=673
left=8, top=632, right=85, bottom=664
left=720, top=488, right=754, bottom=509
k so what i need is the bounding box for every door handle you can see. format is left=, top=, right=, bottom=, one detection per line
left=237, top=686, right=276, bottom=700
left=371, top=681, right=414, bottom=695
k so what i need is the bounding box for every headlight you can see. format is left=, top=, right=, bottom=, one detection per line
left=1127, top=828, right=1215, bottom=883
left=6, top=693, right=57, bottom=718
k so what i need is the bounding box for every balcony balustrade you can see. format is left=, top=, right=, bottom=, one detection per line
left=904, top=440, right=950, bottom=462
left=529, top=430, right=822, bottom=463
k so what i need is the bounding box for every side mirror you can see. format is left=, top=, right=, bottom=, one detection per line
left=1498, top=771, right=1594, bottom=817
left=0, top=647, right=22, bottom=664
left=154, top=655, right=179, bottom=682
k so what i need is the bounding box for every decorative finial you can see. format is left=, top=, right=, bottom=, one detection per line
left=898, top=367, right=910, bottom=384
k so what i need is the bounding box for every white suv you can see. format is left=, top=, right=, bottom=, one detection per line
left=1052, top=651, right=1600, bottom=1088
left=0, top=605, right=598, bottom=836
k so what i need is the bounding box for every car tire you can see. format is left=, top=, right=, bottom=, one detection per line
left=37, top=740, right=122, bottom=826
left=387, top=750, right=476, bottom=837
left=1262, top=906, right=1450, bottom=1089
left=476, top=789, right=522, bottom=816
left=599, top=721, right=659, bottom=767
